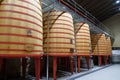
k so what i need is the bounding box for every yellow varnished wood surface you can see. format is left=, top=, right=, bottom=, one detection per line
left=0, top=0, right=43, bottom=54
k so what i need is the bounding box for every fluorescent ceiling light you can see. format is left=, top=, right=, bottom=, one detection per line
left=116, top=0, right=120, bottom=4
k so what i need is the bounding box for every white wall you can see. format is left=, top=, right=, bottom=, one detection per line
left=112, top=50, right=120, bottom=63
left=103, top=13, right=120, bottom=47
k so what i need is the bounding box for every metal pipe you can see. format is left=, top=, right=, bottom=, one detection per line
left=75, top=56, right=78, bottom=73
left=57, top=0, right=95, bottom=24
left=57, top=0, right=114, bottom=38
left=73, top=1, right=78, bottom=72
left=46, top=11, right=51, bottom=80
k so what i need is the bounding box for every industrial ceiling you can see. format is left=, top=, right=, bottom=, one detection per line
left=42, top=0, right=115, bottom=39
left=62, top=0, right=120, bottom=21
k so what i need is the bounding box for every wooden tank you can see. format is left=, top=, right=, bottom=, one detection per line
left=0, top=0, right=43, bottom=55
left=75, top=22, right=91, bottom=55
left=106, top=37, right=112, bottom=55
left=43, top=11, right=75, bottom=54
left=91, top=34, right=99, bottom=55
left=91, top=34, right=107, bottom=55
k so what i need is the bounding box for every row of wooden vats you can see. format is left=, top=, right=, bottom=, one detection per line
left=0, top=0, right=112, bottom=80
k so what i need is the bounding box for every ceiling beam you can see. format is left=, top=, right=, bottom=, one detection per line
left=96, top=5, right=120, bottom=19
left=95, top=4, right=120, bottom=17
left=98, top=10, right=119, bottom=21
left=91, top=0, right=114, bottom=14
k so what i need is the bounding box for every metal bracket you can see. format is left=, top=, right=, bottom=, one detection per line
left=0, top=0, right=4, bottom=4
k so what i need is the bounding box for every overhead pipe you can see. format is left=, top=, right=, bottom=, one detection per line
left=57, top=0, right=96, bottom=25
left=57, top=0, right=114, bottom=39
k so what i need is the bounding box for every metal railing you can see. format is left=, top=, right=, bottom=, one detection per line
left=56, top=0, right=114, bottom=38
left=42, top=0, right=114, bottom=39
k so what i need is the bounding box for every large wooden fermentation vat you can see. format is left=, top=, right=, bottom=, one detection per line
left=91, top=34, right=99, bottom=55
left=0, top=0, right=43, bottom=54
left=91, top=34, right=107, bottom=55
left=43, top=11, right=75, bottom=54
left=106, top=37, right=112, bottom=55
left=75, top=22, right=91, bottom=55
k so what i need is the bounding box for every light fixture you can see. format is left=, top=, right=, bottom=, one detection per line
left=115, top=0, right=120, bottom=4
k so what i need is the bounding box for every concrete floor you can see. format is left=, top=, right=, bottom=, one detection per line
left=2, top=64, right=120, bottom=80
left=74, top=64, right=120, bottom=80
left=41, top=65, right=111, bottom=80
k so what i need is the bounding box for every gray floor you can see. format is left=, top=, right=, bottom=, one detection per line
left=7, top=64, right=119, bottom=80
left=41, top=65, right=111, bottom=80
left=75, top=64, right=120, bottom=80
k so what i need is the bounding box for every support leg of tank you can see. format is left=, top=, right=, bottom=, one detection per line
left=77, top=56, right=80, bottom=73
left=67, top=57, right=69, bottom=71
left=22, top=58, right=27, bottom=80
left=108, top=56, right=111, bottom=64
left=108, top=56, right=109, bottom=64
left=3, top=59, right=8, bottom=80
left=0, top=58, right=3, bottom=72
left=99, top=56, right=102, bottom=66
left=70, top=57, right=73, bottom=74
left=104, top=56, right=107, bottom=65
left=65, top=58, right=67, bottom=71
left=34, top=57, right=40, bottom=80
left=86, top=56, right=90, bottom=70
left=53, top=57, right=57, bottom=80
